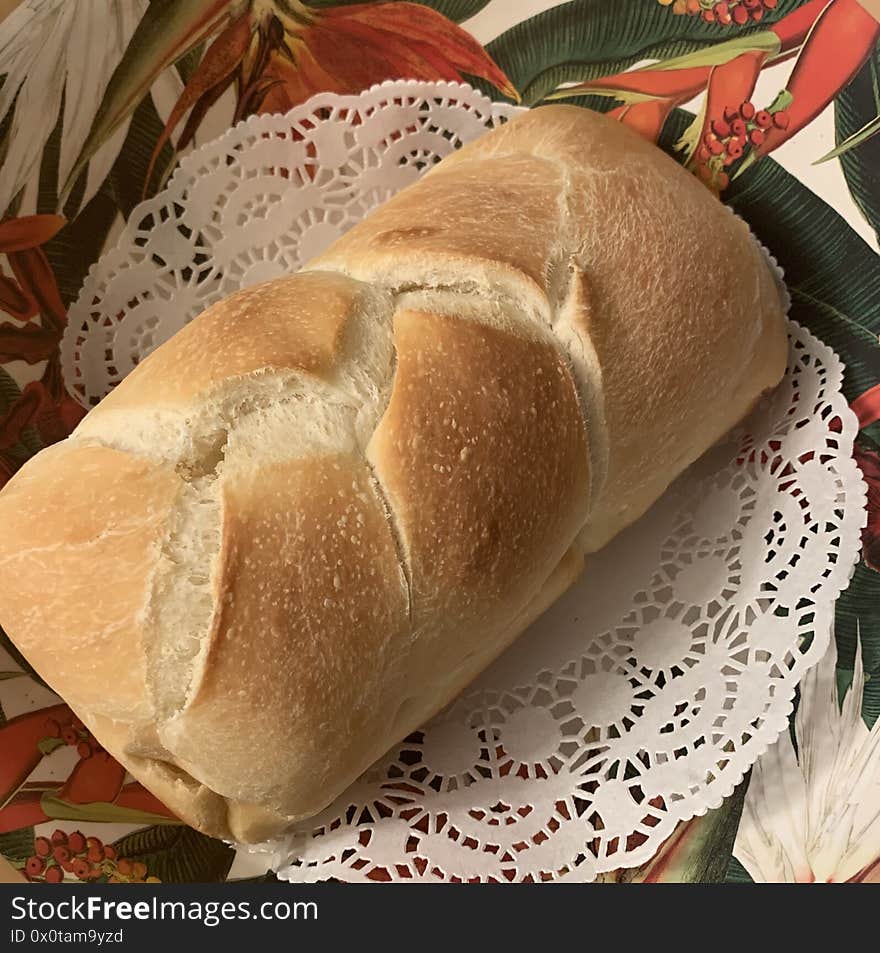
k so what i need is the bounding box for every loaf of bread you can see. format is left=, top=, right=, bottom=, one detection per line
left=0, top=105, right=787, bottom=843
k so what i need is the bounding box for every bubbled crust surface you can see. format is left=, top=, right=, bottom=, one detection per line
left=159, top=454, right=410, bottom=819
left=0, top=443, right=181, bottom=722
left=368, top=309, right=589, bottom=653
left=433, top=104, right=788, bottom=549
left=85, top=270, right=362, bottom=415
left=562, top=164, right=787, bottom=549
left=433, top=103, right=655, bottom=177
left=312, top=154, right=566, bottom=306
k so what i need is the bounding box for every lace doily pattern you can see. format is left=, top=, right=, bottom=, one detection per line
left=61, top=81, right=865, bottom=881
left=62, top=82, right=519, bottom=403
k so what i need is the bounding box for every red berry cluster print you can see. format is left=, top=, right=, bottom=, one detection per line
left=25, top=829, right=158, bottom=883
left=44, top=713, right=104, bottom=761
left=663, top=0, right=778, bottom=24
left=696, top=100, right=791, bottom=189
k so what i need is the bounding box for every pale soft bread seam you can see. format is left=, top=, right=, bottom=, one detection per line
left=146, top=474, right=221, bottom=723
left=324, top=269, right=599, bottom=514
left=75, top=362, right=409, bottom=732
left=550, top=158, right=611, bottom=510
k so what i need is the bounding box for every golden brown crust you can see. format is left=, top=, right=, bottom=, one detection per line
left=561, top=163, right=788, bottom=549
left=0, top=443, right=181, bottom=722
left=82, top=543, right=589, bottom=845
left=88, top=270, right=365, bottom=414
left=159, top=453, right=409, bottom=820
left=434, top=103, right=674, bottom=177
left=0, top=104, right=788, bottom=843
left=369, top=307, right=589, bottom=635
left=313, top=154, right=565, bottom=310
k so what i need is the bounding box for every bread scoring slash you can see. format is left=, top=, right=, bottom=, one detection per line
left=0, top=106, right=788, bottom=843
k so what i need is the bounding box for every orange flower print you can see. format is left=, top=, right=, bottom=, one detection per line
left=145, top=1, right=518, bottom=189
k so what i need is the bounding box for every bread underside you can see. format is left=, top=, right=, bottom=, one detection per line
left=0, top=106, right=788, bottom=842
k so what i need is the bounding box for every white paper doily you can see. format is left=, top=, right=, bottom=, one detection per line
left=62, top=81, right=866, bottom=881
